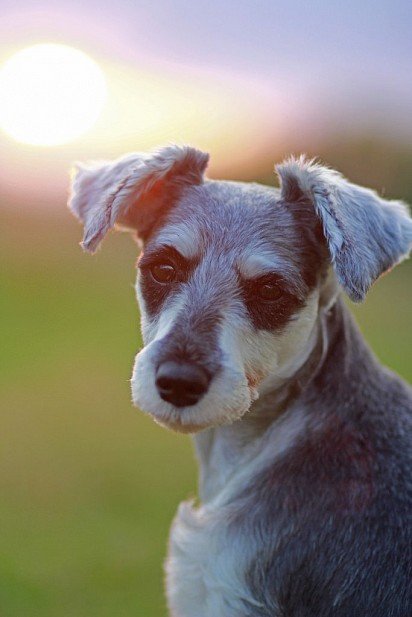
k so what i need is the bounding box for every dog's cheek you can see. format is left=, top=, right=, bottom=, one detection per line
left=230, top=290, right=320, bottom=389
left=135, top=282, right=160, bottom=345
left=138, top=313, right=157, bottom=345
left=236, top=327, right=281, bottom=389
left=273, top=290, right=320, bottom=376
left=130, top=345, right=159, bottom=411
left=216, top=313, right=271, bottom=403
left=135, top=283, right=151, bottom=343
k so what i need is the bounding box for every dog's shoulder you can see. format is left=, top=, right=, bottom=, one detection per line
left=237, top=369, right=412, bottom=616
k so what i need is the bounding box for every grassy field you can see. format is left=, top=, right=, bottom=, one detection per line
left=1, top=206, right=411, bottom=617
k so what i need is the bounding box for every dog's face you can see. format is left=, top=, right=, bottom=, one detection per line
left=69, top=146, right=412, bottom=433
left=132, top=181, right=326, bottom=432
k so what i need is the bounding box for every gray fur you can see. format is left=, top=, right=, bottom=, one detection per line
left=239, top=301, right=412, bottom=616
left=69, top=145, right=209, bottom=252
left=158, top=180, right=319, bottom=299
left=276, top=155, right=412, bottom=301
left=68, top=145, right=412, bottom=616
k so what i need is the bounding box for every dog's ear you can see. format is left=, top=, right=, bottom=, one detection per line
left=68, top=145, right=209, bottom=252
left=276, top=156, right=412, bottom=302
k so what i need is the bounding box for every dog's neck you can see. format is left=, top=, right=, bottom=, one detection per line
left=193, top=295, right=367, bottom=503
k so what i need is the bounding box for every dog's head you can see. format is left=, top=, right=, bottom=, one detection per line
left=69, top=145, right=412, bottom=432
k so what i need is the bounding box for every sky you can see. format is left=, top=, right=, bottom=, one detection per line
left=0, top=0, right=411, bottom=204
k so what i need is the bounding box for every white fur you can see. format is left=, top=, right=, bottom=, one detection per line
left=237, top=250, right=299, bottom=280
left=132, top=346, right=251, bottom=433
left=166, top=403, right=308, bottom=617
left=166, top=500, right=266, bottom=617
left=135, top=284, right=185, bottom=345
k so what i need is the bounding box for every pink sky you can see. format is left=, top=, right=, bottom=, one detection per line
left=0, top=0, right=411, bottom=206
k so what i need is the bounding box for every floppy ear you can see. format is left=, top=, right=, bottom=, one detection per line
left=276, top=156, right=412, bottom=302
left=68, top=145, right=209, bottom=252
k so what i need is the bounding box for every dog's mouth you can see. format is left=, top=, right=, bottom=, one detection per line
left=131, top=345, right=254, bottom=433
left=132, top=393, right=228, bottom=434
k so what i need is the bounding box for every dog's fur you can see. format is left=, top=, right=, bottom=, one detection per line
left=69, top=145, right=412, bottom=616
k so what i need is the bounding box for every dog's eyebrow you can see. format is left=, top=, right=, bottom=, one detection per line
left=238, top=252, right=300, bottom=280
left=139, top=243, right=188, bottom=265
left=238, top=251, right=307, bottom=298
left=154, top=222, right=201, bottom=260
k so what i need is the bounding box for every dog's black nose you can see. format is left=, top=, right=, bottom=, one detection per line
left=155, top=361, right=210, bottom=407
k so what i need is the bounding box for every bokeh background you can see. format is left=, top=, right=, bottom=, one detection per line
left=1, top=1, right=411, bottom=616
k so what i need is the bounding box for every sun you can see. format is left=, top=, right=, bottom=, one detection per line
left=0, top=43, right=107, bottom=146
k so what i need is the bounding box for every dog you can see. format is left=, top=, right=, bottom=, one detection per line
left=69, top=145, right=412, bottom=616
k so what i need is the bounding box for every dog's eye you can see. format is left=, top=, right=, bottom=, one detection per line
left=150, top=262, right=177, bottom=284
left=257, top=281, right=283, bottom=301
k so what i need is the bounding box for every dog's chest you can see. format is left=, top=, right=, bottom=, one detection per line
left=165, top=500, right=265, bottom=617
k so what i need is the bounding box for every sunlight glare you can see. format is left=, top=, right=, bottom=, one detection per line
left=0, top=44, right=107, bottom=146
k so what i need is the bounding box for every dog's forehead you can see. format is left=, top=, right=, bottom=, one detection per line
left=153, top=180, right=296, bottom=264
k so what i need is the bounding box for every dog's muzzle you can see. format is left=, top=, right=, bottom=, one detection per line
left=155, top=361, right=211, bottom=407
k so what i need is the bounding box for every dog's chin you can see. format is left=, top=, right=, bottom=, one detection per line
left=131, top=396, right=254, bottom=434
left=130, top=347, right=256, bottom=434
left=150, top=414, right=213, bottom=435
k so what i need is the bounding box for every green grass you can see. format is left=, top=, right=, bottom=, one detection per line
left=0, top=207, right=411, bottom=617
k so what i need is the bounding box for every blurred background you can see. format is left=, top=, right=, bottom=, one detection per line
left=1, top=1, right=411, bottom=616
